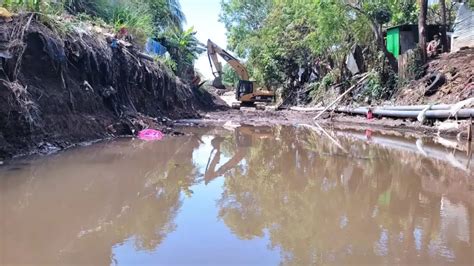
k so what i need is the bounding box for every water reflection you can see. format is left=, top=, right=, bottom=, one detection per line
left=0, top=126, right=472, bottom=265
left=0, top=136, right=201, bottom=264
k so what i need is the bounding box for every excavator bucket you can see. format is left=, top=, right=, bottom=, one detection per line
left=212, top=77, right=226, bottom=90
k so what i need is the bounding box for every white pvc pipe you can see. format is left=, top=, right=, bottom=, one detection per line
left=336, top=107, right=474, bottom=119
left=380, top=104, right=453, bottom=111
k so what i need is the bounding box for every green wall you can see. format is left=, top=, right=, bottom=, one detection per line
left=386, top=28, right=400, bottom=59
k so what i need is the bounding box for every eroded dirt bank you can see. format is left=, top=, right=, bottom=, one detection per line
left=0, top=16, right=223, bottom=159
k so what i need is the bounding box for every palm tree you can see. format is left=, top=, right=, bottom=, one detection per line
left=162, top=27, right=206, bottom=75
left=167, top=0, right=186, bottom=29
left=144, top=0, right=186, bottom=32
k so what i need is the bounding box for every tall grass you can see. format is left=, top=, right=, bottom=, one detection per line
left=67, top=0, right=155, bottom=45
left=2, top=0, right=46, bottom=12
left=110, top=1, right=154, bottom=44
left=2, top=0, right=155, bottom=45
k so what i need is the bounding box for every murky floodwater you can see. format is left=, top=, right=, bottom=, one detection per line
left=1, top=125, right=473, bottom=265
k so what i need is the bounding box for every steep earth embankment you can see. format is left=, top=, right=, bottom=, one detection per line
left=395, top=48, right=474, bottom=104
left=0, top=15, right=223, bottom=159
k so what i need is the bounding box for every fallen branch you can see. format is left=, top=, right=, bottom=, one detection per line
left=289, top=106, right=325, bottom=112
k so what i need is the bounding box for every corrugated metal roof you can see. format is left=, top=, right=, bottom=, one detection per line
left=452, top=2, right=474, bottom=51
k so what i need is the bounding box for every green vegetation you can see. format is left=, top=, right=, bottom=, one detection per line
left=427, top=1, right=458, bottom=31
left=2, top=0, right=204, bottom=78
left=159, top=27, right=206, bottom=75
left=109, top=1, right=154, bottom=43
left=2, top=0, right=43, bottom=12
left=219, top=0, right=450, bottom=103
left=222, top=63, right=240, bottom=86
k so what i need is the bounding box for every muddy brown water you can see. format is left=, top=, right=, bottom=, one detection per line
left=0, top=126, right=473, bottom=265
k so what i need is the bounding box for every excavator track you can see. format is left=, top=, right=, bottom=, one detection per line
left=231, top=102, right=241, bottom=110
left=255, top=103, right=266, bottom=110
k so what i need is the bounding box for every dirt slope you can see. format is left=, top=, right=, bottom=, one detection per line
left=396, top=48, right=474, bottom=105
left=0, top=15, right=223, bottom=159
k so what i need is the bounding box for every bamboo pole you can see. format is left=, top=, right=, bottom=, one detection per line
left=313, top=74, right=369, bottom=120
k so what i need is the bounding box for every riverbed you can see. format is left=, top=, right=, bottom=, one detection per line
left=0, top=125, right=472, bottom=265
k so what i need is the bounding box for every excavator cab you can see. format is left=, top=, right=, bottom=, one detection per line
left=236, top=80, right=254, bottom=100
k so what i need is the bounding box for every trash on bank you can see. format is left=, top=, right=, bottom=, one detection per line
left=137, top=129, right=164, bottom=141
left=0, top=7, right=13, bottom=23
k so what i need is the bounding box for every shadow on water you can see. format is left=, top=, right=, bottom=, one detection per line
left=0, top=125, right=472, bottom=265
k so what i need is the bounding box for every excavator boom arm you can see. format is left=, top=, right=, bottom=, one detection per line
left=207, top=39, right=249, bottom=81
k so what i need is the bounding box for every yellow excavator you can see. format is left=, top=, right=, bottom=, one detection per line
left=204, top=126, right=273, bottom=184
left=207, top=39, right=274, bottom=109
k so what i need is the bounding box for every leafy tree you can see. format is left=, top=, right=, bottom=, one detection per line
left=427, top=1, right=457, bottom=30
left=220, top=0, right=273, bottom=57
left=222, top=63, right=240, bottom=86
left=219, top=0, right=428, bottom=97
left=388, top=0, right=418, bottom=25
left=344, top=0, right=401, bottom=72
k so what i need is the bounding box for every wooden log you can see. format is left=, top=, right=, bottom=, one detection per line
left=290, top=106, right=325, bottom=112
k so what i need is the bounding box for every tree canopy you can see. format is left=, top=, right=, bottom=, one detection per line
left=219, top=0, right=426, bottom=100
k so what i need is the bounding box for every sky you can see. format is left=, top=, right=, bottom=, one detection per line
left=181, top=0, right=228, bottom=79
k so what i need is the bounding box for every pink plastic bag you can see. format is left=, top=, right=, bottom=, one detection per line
left=137, top=129, right=164, bottom=141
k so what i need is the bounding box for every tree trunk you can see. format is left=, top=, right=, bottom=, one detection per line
left=440, top=0, right=448, bottom=52
left=418, top=0, right=428, bottom=62
left=380, top=40, right=399, bottom=73
left=370, top=23, right=399, bottom=72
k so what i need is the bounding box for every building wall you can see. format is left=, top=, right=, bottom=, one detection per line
left=400, top=30, right=417, bottom=54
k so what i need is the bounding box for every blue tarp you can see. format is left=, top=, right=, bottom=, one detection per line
left=145, top=38, right=167, bottom=56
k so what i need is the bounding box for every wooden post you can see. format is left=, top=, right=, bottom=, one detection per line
left=469, top=116, right=472, bottom=143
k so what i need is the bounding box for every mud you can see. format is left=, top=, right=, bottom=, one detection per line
left=191, top=109, right=472, bottom=142
left=0, top=16, right=225, bottom=159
